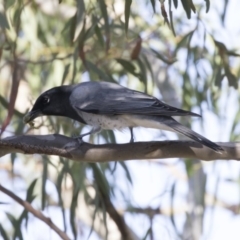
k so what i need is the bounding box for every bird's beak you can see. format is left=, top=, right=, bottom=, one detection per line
left=23, top=110, right=42, bottom=124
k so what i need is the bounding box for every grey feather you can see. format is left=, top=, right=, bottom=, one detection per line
left=70, top=81, right=200, bottom=117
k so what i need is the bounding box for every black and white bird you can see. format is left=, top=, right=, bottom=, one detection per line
left=24, top=81, right=223, bottom=152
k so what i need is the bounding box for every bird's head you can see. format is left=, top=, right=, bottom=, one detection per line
left=23, top=86, right=73, bottom=124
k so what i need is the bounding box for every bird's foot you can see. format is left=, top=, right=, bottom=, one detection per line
left=72, top=133, right=85, bottom=145
left=129, top=127, right=134, bottom=143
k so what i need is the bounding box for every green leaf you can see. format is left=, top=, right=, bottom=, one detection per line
left=56, top=161, right=67, bottom=231
left=94, top=22, right=104, bottom=47
left=124, top=0, right=132, bottom=34
left=90, top=163, right=110, bottom=196
left=170, top=181, right=180, bottom=236
left=180, top=0, right=191, bottom=19
left=70, top=187, right=78, bottom=239
left=15, top=178, right=38, bottom=230
left=26, top=178, right=38, bottom=203
left=5, top=0, right=16, bottom=9
left=224, top=67, right=238, bottom=89
left=173, top=0, right=178, bottom=9
left=71, top=46, right=79, bottom=84
left=151, top=48, right=177, bottom=64
left=61, top=63, right=71, bottom=85
left=174, top=30, right=194, bottom=54
left=115, top=58, right=138, bottom=77
left=169, top=0, right=176, bottom=36
left=86, top=60, right=111, bottom=81
left=0, top=95, right=23, bottom=118
left=214, top=66, right=224, bottom=87
left=0, top=224, right=10, bottom=240
left=73, top=0, right=85, bottom=41
left=142, top=53, right=154, bottom=86
left=226, top=50, right=240, bottom=57
left=0, top=12, right=9, bottom=29
left=98, top=0, right=109, bottom=49
left=6, top=213, right=23, bottom=240
left=150, top=0, right=156, bottom=12
left=204, top=0, right=210, bottom=13
left=119, top=162, right=132, bottom=185
left=143, top=227, right=152, bottom=240
left=137, top=58, right=147, bottom=90
left=41, top=157, right=48, bottom=210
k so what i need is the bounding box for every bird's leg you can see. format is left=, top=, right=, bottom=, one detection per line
left=129, top=127, right=134, bottom=143
left=76, top=126, right=101, bottom=144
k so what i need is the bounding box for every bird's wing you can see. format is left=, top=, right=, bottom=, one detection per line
left=71, top=81, right=200, bottom=117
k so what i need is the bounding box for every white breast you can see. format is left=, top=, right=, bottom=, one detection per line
left=74, top=109, right=174, bottom=133
left=76, top=111, right=131, bottom=130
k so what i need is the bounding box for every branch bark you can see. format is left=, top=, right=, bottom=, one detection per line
left=0, top=134, right=239, bottom=161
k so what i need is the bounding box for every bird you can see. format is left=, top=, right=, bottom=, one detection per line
left=23, top=81, right=223, bottom=153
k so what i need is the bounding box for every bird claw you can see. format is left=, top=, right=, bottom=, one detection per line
left=129, top=127, right=134, bottom=143
left=76, top=137, right=84, bottom=146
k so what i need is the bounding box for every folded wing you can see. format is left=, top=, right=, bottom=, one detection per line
left=72, top=81, right=200, bottom=117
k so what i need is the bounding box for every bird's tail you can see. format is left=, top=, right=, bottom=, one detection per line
left=168, top=118, right=223, bottom=153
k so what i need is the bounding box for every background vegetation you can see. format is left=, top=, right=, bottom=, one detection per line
left=0, top=0, right=240, bottom=239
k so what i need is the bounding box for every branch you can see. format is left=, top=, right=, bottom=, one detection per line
left=0, top=184, right=70, bottom=240
left=0, top=134, right=239, bottom=161
left=93, top=171, right=138, bottom=240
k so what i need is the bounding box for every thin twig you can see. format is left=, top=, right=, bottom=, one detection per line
left=0, top=185, right=71, bottom=240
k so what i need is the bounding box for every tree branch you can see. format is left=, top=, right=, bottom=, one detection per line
left=0, top=184, right=70, bottom=240
left=0, top=134, right=239, bottom=161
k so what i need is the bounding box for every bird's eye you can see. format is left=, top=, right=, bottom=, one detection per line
left=43, top=96, right=50, bottom=104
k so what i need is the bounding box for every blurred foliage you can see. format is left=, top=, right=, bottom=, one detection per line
left=0, top=0, right=240, bottom=239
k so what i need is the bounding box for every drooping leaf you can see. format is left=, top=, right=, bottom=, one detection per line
left=173, top=0, right=178, bottom=9
left=143, top=227, right=152, bottom=240
left=90, top=163, right=110, bottom=196
left=86, top=60, right=111, bottom=81
left=5, top=0, right=16, bottom=9
left=18, top=179, right=38, bottom=229
left=0, top=64, right=22, bottom=136
left=224, top=67, right=238, bottom=89
left=119, top=162, right=133, bottom=185
left=180, top=0, right=191, bottom=19
left=70, top=178, right=78, bottom=239
left=169, top=0, right=176, bottom=36
left=151, top=48, right=177, bottom=64
left=189, top=0, right=196, bottom=13
left=204, top=0, right=210, bottom=13
left=61, top=63, right=71, bottom=85
left=94, top=22, right=104, bottom=47
left=26, top=178, right=38, bottom=203
left=115, top=58, right=139, bottom=77
left=131, top=36, right=142, bottom=60
left=124, top=0, right=132, bottom=35
left=0, top=224, right=10, bottom=240
left=150, top=0, right=156, bottom=13
left=226, top=51, right=240, bottom=57
left=0, top=12, right=9, bottom=29
left=6, top=213, right=23, bottom=240
left=137, top=57, right=147, bottom=90
left=170, top=181, right=180, bottom=236
left=56, top=159, right=68, bottom=232
left=98, top=0, right=110, bottom=50
left=73, top=0, right=85, bottom=41
left=214, top=66, right=224, bottom=87
left=160, top=2, right=170, bottom=26
left=41, top=157, right=48, bottom=210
